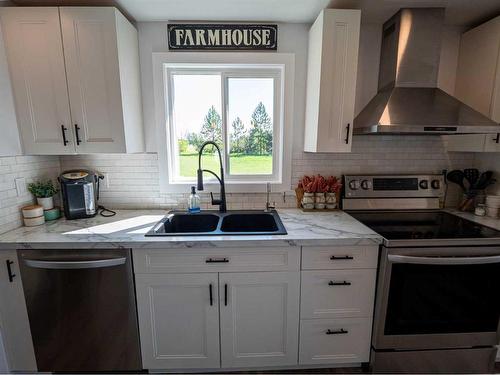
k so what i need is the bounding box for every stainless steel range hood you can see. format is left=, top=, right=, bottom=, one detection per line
left=354, top=8, right=500, bottom=135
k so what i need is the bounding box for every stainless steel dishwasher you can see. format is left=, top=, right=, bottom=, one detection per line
left=17, top=249, right=142, bottom=372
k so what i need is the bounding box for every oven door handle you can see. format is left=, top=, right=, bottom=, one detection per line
left=388, top=254, right=500, bottom=265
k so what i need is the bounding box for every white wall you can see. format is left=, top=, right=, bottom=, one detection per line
left=138, top=22, right=309, bottom=153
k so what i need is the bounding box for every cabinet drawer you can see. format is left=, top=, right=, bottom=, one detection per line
left=299, top=318, right=371, bottom=365
left=133, top=247, right=300, bottom=273
left=302, top=246, right=378, bottom=270
left=301, top=269, right=376, bottom=319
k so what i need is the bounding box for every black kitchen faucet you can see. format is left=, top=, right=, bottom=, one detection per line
left=196, top=141, right=227, bottom=213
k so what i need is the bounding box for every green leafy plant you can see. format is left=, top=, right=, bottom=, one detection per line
left=28, top=180, right=59, bottom=198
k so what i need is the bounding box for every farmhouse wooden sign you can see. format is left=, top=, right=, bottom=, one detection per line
left=168, top=24, right=278, bottom=50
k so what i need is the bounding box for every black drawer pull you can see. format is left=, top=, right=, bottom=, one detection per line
left=330, top=255, right=354, bottom=260
left=6, top=260, right=15, bottom=282
left=494, top=133, right=500, bottom=144
left=326, top=328, right=348, bottom=335
left=328, top=280, right=351, bottom=286
left=206, top=258, right=229, bottom=263
left=209, top=283, right=213, bottom=306
left=61, top=125, right=69, bottom=146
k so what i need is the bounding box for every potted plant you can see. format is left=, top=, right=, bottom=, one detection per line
left=28, top=179, right=58, bottom=210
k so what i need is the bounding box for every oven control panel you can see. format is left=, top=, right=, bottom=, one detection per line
left=344, top=175, right=446, bottom=198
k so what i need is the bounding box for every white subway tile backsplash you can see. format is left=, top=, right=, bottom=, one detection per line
left=0, top=155, right=60, bottom=234
left=58, top=135, right=475, bottom=210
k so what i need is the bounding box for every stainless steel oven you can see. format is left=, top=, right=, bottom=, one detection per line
left=344, top=174, right=500, bottom=373
left=374, top=246, right=500, bottom=351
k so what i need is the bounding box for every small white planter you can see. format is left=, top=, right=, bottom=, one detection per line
left=314, top=193, right=326, bottom=209
left=37, top=196, right=54, bottom=211
left=301, top=192, right=315, bottom=209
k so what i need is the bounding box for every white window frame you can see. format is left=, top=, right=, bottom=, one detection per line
left=153, top=52, right=294, bottom=193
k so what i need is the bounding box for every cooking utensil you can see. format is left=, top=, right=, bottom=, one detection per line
left=464, top=168, right=479, bottom=188
left=447, top=170, right=466, bottom=192
left=473, top=171, right=494, bottom=190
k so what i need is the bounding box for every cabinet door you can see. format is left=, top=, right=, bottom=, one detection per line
left=484, top=133, right=500, bottom=152
left=304, top=10, right=360, bottom=153
left=455, top=16, right=500, bottom=119
left=219, top=272, right=300, bottom=368
left=60, top=7, right=126, bottom=153
left=0, top=251, right=36, bottom=372
left=135, top=273, right=220, bottom=370
left=0, top=7, right=74, bottom=154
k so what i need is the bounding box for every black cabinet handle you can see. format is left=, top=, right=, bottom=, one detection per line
left=206, top=258, right=229, bottom=263
left=328, top=280, right=351, bottom=286
left=209, top=283, right=213, bottom=306
left=326, top=328, right=348, bottom=335
left=61, top=125, right=69, bottom=146
left=330, top=255, right=354, bottom=261
left=6, top=260, right=15, bottom=283
left=224, top=283, right=228, bottom=306
left=494, top=133, right=500, bottom=144
left=345, top=123, right=351, bottom=144
left=74, top=124, right=82, bottom=145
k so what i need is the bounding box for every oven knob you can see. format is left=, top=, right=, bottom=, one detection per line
left=419, top=180, right=429, bottom=189
left=431, top=179, right=441, bottom=189
left=349, top=180, right=360, bottom=190
left=361, top=180, right=372, bottom=190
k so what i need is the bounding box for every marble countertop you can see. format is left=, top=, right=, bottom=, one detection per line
left=0, top=209, right=382, bottom=250
left=446, top=209, right=500, bottom=231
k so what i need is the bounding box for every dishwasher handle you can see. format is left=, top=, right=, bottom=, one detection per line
left=24, top=257, right=126, bottom=270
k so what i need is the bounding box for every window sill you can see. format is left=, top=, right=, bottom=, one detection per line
left=162, top=180, right=290, bottom=194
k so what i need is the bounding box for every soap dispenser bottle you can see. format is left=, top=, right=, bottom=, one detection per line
left=188, top=186, right=201, bottom=213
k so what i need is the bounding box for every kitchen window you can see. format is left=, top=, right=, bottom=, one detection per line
left=153, top=53, right=294, bottom=193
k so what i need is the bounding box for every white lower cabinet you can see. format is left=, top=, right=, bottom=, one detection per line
left=219, top=272, right=300, bottom=368
left=299, top=246, right=378, bottom=366
left=0, top=251, right=36, bottom=372
left=299, top=318, right=372, bottom=364
left=134, top=246, right=375, bottom=371
left=135, top=269, right=300, bottom=370
left=135, top=273, right=220, bottom=369
left=300, top=269, right=376, bottom=319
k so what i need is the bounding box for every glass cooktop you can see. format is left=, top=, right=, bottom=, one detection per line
left=347, top=211, right=500, bottom=240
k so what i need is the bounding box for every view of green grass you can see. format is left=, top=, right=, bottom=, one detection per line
left=179, top=153, right=272, bottom=177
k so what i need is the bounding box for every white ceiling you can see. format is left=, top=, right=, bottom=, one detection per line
left=115, top=0, right=331, bottom=23
left=10, top=0, right=500, bottom=26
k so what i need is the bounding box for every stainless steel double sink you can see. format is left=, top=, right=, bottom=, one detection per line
left=146, top=210, right=287, bottom=236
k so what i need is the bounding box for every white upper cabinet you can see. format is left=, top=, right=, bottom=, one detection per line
left=60, top=7, right=143, bottom=153
left=0, top=6, right=144, bottom=155
left=304, top=9, right=361, bottom=153
left=0, top=22, right=22, bottom=156
left=0, top=7, right=74, bottom=154
left=446, top=15, right=500, bottom=153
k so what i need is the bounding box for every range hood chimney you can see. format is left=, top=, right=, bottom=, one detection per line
left=353, top=8, right=500, bottom=135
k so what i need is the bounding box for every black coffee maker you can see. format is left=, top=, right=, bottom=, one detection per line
left=59, top=170, right=102, bottom=219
